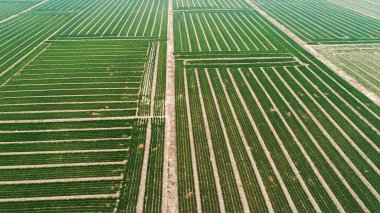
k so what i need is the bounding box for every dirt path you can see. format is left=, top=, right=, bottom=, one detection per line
left=162, top=0, right=178, bottom=211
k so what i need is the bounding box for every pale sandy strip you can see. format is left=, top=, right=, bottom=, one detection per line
left=136, top=43, right=160, bottom=212
left=0, top=194, right=119, bottom=203
left=0, top=149, right=128, bottom=156
left=280, top=67, right=380, bottom=202
left=0, top=0, right=49, bottom=24
left=183, top=68, right=202, bottom=212
left=265, top=67, right=367, bottom=212
left=226, top=69, right=274, bottom=212
left=163, top=0, right=178, bottom=211
left=185, top=56, right=292, bottom=61
left=0, top=161, right=127, bottom=170
left=207, top=70, right=250, bottom=212
left=292, top=67, right=380, bottom=175
left=0, top=176, right=123, bottom=185
left=0, top=138, right=129, bottom=145
left=195, top=69, right=226, bottom=212
left=238, top=69, right=298, bottom=212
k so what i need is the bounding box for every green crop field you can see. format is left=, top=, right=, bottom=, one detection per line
left=0, top=0, right=379, bottom=212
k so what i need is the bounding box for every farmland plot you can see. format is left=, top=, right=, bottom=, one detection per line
left=0, top=13, right=70, bottom=79
left=251, top=0, right=380, bottom=44
left=314, top=44, right=380, bottom=96
left=328, top=0, right=380, bottom=20
left=58, top=0, right=167, bottom=37
left=175, top=0, right=249, bottom=9
left=0, top=40, right=164, bottom=212
left=0, top=0, right=42, bottom=21
left=176, top=60, right=380, bottom=212
left=174, top=11, right=285, bottom=52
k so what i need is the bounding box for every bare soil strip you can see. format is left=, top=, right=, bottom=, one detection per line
left=162, top=0, right=178, bottom=211
left=0, top=194, right=119, bottom=203
left=0, top=176, right=123, bottom=185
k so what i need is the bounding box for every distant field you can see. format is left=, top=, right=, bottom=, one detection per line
left=0, top=0, right=41, bottom=21
left=252, top=0, right=380, bottom=44
left=315, top=44, right=380, bottom=96
left=329, top=0, right=380, bottom=20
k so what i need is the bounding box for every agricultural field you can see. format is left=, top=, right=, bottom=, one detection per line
left=0, top=0, right=42, bottom=21
left=0, top=0, right=379, bottom=212
left=314, top=44, right=380, bottom=96
left=328, top=0, right=380, bottom=20
left=251, top=0, right=380, bottom=44
left=0, top=0, right=166, bottom=211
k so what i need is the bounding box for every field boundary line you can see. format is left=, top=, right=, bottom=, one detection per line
left=163, top=0, right=178, bottom=211
left=0, top=0, right=49, bottom=24
left=244, top=0, right=380, bottom=105
left=0, top=194, right=119, bottom=203
left=0, top=176, right=123, bottom=185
